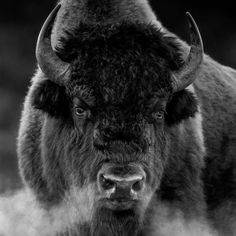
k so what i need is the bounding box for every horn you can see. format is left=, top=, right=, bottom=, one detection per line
left=172, top=12, right=204, bottom=92
left=36, top=4, right=70, bottom=86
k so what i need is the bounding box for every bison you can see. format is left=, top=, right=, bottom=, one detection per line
left=15, top=0, right=236, bottom=235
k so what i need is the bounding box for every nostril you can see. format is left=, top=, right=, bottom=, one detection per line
left=100, top=175, right=116, bottom=190
left=132, top=178, right=144, bottom=192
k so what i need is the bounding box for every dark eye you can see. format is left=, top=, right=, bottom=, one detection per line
left=75, top=107, right=86, bottom=116
left=154, top=111, right=165, bottom=120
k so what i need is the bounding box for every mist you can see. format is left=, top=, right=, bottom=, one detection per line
left=0, top=190, right=219, bottom=236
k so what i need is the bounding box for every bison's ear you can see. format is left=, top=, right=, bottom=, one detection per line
left=31, top=80, right=70, bottom=119
left=165, top=90, right=198, bottom=126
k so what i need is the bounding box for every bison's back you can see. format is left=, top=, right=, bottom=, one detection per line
left=194, top=55, right=236, bottom=231
left=195, top=56, right=236, bottom=158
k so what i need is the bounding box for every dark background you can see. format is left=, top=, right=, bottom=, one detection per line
left=0, top=0, right=235, bottom=193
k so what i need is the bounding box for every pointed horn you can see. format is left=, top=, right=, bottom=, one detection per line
left=36, top=4, right=70, bottom=86
left=172, top=12, right=204, bottom=92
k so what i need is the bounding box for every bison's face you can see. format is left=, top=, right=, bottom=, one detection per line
left=30, top=5, right=203, bottom=235
left=70, top=83, right=169, bottom=233
left=72, top=82, right=168, bottom=199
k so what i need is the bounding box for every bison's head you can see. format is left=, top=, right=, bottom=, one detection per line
left=30, top=5, right=203, bottom=235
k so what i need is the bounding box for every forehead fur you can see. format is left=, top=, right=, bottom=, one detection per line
left=57, top=23, right=183, bottom=105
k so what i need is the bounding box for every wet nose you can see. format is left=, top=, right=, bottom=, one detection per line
left=97, top=165, right=146, bottom=200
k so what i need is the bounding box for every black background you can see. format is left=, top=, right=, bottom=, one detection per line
left=0, top=0, right=235, bottom=192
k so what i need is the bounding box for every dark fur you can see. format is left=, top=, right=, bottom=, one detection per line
left=32, top=80, right=70, bottom=120
left=166, top=90, right=198, bottom=126
left=33, top=24, right=196, bottom=127
left=32, top=79, right=198, bottom=127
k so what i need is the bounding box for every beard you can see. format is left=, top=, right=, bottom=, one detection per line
left=91, top=207, right=141, bottom=236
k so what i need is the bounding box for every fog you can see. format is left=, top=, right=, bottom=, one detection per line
left=0, top=190, right=219, bottom=236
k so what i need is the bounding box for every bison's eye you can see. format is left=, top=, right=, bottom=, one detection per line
left=75, top=107, right=87, bottom=117
left=153, top=110, right=165, bottom=120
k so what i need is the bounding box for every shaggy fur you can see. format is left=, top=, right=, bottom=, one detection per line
left=10, top=0, right=236, bottom=235
left=51, top=0, right=161, bottom=46
left=34, top=23, right=198, bottom=128
left=32, top=80, right=70, bottom=119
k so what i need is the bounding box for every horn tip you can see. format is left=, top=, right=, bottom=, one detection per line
left=185, top=11, right=204, bottom=52
left=185, top=11, right=192, bottom=18
left=185, top=11, right=196, bottom=28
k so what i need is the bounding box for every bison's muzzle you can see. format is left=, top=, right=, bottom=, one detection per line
left=97, top=164, right=146, bottom=210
